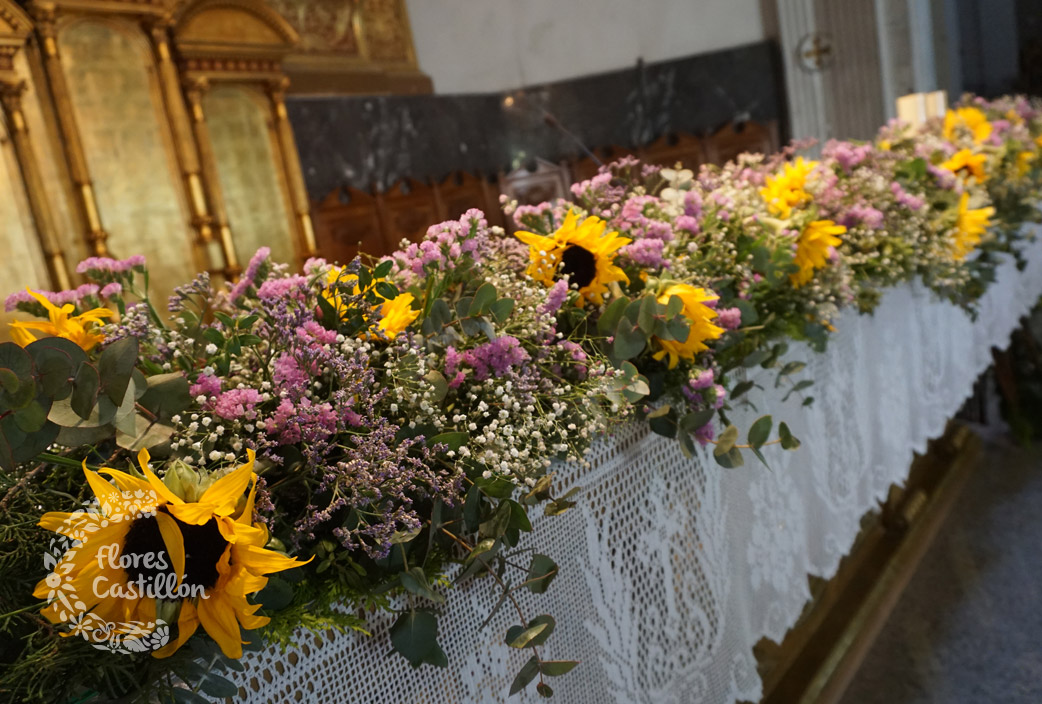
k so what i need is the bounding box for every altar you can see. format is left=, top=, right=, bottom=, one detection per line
left=213, top=233, right=1042, bottom=703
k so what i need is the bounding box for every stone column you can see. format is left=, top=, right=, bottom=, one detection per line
left=31, top=7, right=108, bottom=256
left=0, top=79, right=70, bottom=289
left=265, top=78, right=317, bottom=260
left=183, top=76, right=240, bottom=278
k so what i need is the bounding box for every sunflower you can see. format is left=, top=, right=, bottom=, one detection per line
left=1016, top=150, right=1035, bottom=180
left=952, top=192, right=995, bottom=260
left=651, top=284, right=724, bottom=369
left=9, top=288, right=112, bottom=351
left=376, top=292, right=420, bottom=338
left=34, top=449, right=308, bottom=659
left=515, top=210, right=631, bottom=306
left=791, top=220, right=845, bottom=288
left=943, top=107, right=992, bottom=144
left=939, top=148, right=988, bottom=183
left=760, top=157, right=818, bottom=219
left=323, top=267, right=418, bottom=339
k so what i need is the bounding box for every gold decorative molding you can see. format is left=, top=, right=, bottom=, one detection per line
left=0, top=75, right=72, bottom=289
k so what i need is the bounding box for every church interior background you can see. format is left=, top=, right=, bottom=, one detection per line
left=1, top=0, right=1036, bottom=311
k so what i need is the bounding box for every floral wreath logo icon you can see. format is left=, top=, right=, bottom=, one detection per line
left=40, top=485, right=171, bottom=654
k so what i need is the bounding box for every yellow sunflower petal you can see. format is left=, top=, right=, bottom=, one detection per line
left=155, top=510, right=186, bottom=588
left=82, top=463, right=123, bottom=513
left=199, top=449, right=256, bottom=516
left=197, top=591, right=245, bottom=659
left=514, top=231, right=558, bottom=251
left=165, top=502, right=219, bottom=525
left=137, top=449, right=185, bottom=507
left=8, top=323, right=38, bottom=347
left=152, top=599, right=200, bottom=659
left=232, top=543, right=311, bottom=575
left=99, top=468, right=154, bottom=495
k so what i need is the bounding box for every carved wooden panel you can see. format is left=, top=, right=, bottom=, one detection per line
left=641, top=132, right=706, bottom=169
left=204, top=84, right=295, bottom=265
left=435, top=170, right=492, bottom=221
left=378, top=178, right=439, bottom=247
left=703, top=121, right=779, bottom=165
left=313, top=186, right=387, bottom=263
left=60, top=20, right=197, bottom=297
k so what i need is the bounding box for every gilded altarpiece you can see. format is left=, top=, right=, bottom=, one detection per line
left=204, top=84, right=294, bottom=265
left=0, top=116, right=49, bottom=293
left=0, top=0, right=429, bottom=310
left=59, top=20, right=198, bottom=297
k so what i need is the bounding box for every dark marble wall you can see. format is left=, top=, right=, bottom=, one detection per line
left=288, top=40, right=786, bottom=200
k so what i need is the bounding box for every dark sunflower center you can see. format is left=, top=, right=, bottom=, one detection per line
left=559, top=245, right=597, bottom=289
left=121, top=509, right=228, bottom=590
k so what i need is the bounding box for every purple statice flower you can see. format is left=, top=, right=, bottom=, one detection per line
left=691, top=369, right=715, bottom=390
left=76, top=255, right=146, bottom=275
left=890, top=181, right=925, bottom=211
left=645, top=220, right=674, bottom=242
left=683, top=190, right=703, bottom=218
left=621, top=238, right=667, bottom=268
left=273, top=353, right=310, bottom=390
left=257, top=275, right=308, bottom=301
left=927, top=164, right=957, bottom=190
left=168, top=272, right=212, bottom=313
left=190, top=372, right=222, bottom=399
left=446, top=336, right=530, bottom=382
left=513, top=202, right=555, bottom=231
left=228, top=247, right=270, bottom=302
left=4, top=289, right=35, bottom=312
left=824, top=140, right=874, bottom=172
left=539, top=279, right=570, bottom=317
left=100, top=282, right=122, bottom=298
left=570, top=171, right=624, bottom=206
left=717, top=307, right=742, bottom=330
left=675, top=214, right=700, bottom=236
left=712, top=384, right=726, bottom=409
left=841, top=204, right=885, bottom=230
left=296, top=320, right=337, bottom=346
left=694, top=422, right=715, bottom=446
left=557, top=339, right=585, bottom=360
left=620, top=195, right=657, bottom=224
left=269, top=397, right=336, bottom=445
left=641, top=163, right=662, bottom=179
left=390, top=209, right=491, bottom=286
left=213, top=388, right=263, bottom=421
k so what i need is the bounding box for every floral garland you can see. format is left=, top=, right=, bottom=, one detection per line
left=1, top=94, right=1040, bottom=702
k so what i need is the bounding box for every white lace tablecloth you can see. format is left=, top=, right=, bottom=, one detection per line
left=224, top=229, right=1042, bottom=704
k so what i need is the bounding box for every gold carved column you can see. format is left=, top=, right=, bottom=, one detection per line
left=0, top=80, right=71, bottom=289
left=145, top=17, right=229, bottom=275
left=265, top=78, right=316, bottom=259
left=29, top=5, right=108, bottom=257
left=183, top=76, right=239, bottom=278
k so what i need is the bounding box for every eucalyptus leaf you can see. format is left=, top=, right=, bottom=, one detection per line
left=540, top=660, right=580, bottom=677
left=597, top=297, right=629, bottom=336
left=526, top=553, right=558, bottom=594
left=747, top=415, right=772, bottom=449
left=98, top=337, right=138, bottom=406
left=714, top=425, right=738, bottom=455
left=470, top=282, right=497, bottom=316
left=390, top=610, right=439, bottom=668
left=509, top=655, right=541, bottom=695
left=714, top=446, right=744, bottom=468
